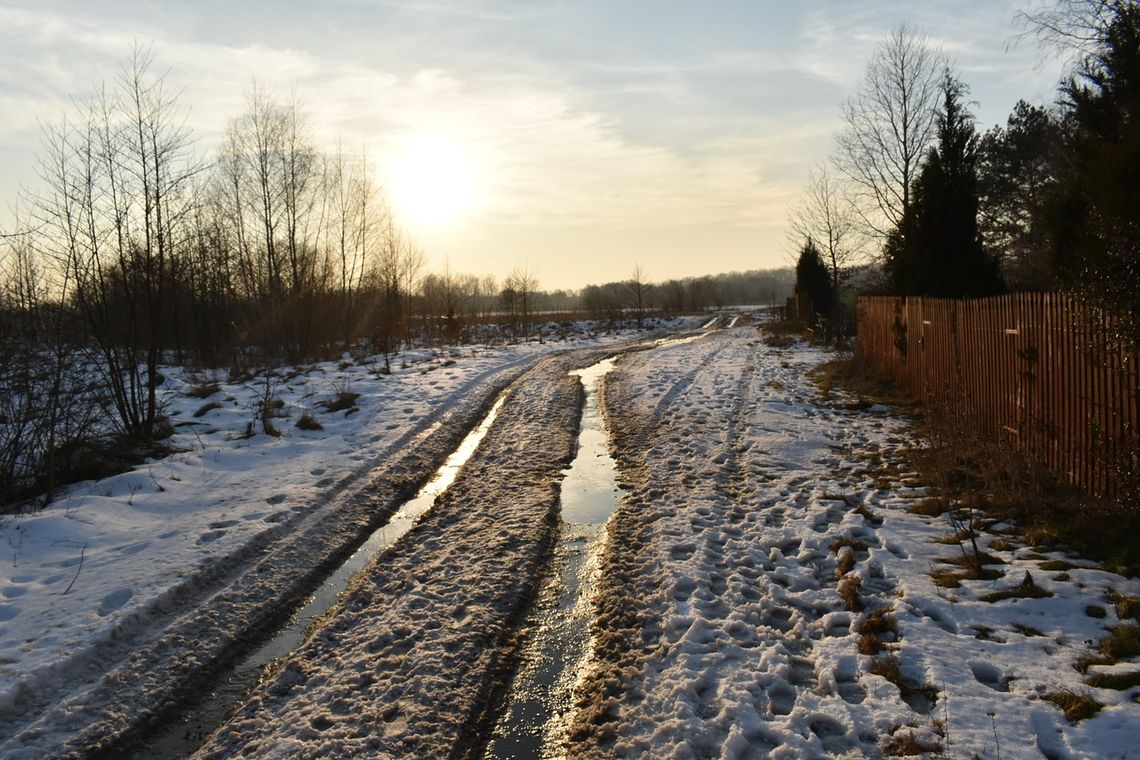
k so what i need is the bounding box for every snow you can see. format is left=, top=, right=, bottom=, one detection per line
left=568, top=324, right=1140, bottom=759
left=0, top=321, right=691, bottom=758
left=194, top=350, right=595, bottom=758
left=4, top=314, right=1138, bottom=758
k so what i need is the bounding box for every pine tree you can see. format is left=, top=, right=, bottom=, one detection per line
left=886, top=72, right=1005, bottom=298
left=794, top=238, right=836, bottom=325
left=1047, top=1, right=1140, bottom=340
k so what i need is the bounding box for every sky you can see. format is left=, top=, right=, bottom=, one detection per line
left=0, top=1, right=1069, bottom=290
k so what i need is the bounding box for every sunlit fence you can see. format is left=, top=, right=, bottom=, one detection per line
left=856, top=294, right=1139, bottom=498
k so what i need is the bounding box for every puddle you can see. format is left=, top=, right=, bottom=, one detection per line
left=485, top=358, right=624, bottom=759
left=134, top=393, right=508, bottom=759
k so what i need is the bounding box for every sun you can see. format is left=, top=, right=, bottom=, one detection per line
left=387, top=132, right=479, bottom=230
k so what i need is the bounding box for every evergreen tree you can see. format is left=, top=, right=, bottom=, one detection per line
left=1046, top=1, right=1140, bottom=339
left=794, top=238, right=836, bottom=325
left=886, top=72, right=1005, bottom=297
left=977, top=101, right=1063, bottom=290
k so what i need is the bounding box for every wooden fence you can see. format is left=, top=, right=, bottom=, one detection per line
left=856, top=294, right=1138, bottom=498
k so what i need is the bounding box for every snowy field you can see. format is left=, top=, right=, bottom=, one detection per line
left=3, top=315, right=1138, bottom=758
left=569, top=323, right=1140, bottom=759
left=0, top=320, right=688, bottom=757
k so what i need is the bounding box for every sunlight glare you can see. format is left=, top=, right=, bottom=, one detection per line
left=387, top=132, right=479, bottom=230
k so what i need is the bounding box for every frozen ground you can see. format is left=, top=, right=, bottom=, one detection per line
left=194, top=350, right=594, bottom=758
left=568, top=323, right=1140, bottom=759
left=4, top=315, right=1138, bottom=758
left=0, top=320, right=685, bottom=758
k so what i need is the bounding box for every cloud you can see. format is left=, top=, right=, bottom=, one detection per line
left=0, top=2, right=804, bottom=239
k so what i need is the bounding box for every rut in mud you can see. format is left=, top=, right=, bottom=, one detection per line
left=485, top=357, right=624, bottom=758
left=135, top=393, right=510, bottom=759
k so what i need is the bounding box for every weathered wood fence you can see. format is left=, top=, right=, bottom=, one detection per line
left=856, top=294, right=1138, bottom=498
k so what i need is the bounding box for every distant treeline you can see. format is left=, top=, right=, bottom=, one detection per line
left=0, top=47, right=795, bottom=505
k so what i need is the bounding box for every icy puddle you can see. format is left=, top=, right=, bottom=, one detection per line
left=486, top=357, right=624, bottom=759
left=136, top=393, right=508, bottom=759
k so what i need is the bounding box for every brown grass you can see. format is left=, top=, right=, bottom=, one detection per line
left=1086, top=670, right=1140, bottom=690
left=858, top=607, right=897, bottom=654
left=1043, top=689, right=1103, bottom=722
left=883, top=729, right=944, bottom=756
left=831, top=537, right=870, bottom=553
left=186, top=381, right=221, bottom=399
left=193, top=401, right=223, bottom=418
left=837, top=551, right=856, bottom=576
left=295, top=412, right=323, bottom=431
left=931, top=571, right=963, bottom=589
left=810, top=357, right=915, bottom=408
left=1074, top=652, right=1115, bottom=674
left=1100, top=625, right=1140, bottom=660
left=858, top=633, right=884, bottom=655
left=1110, top=592, right=1140, bottom=622
left=321, top=390, right=361, bottom=414
left=870, top=654, right=903, bottom=685
left=823, top=356, right=1140, bottom=575
left=981, top=585, right=1053, bottom=603
left=838, top=576, right=864, bottom=612
left=908, top=498, right=947, bottom=517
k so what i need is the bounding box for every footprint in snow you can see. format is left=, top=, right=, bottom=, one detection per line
left=208, top=520, right=238, bottom=529
left=766, top=683, right=797, bottom=716
left=969, top=660, right=1010, bottom=692
left=116, top=541, right=150, bottom=556
left=97, top=588, right=132, bottom=617
left=669, top=543, right=696, bottom=561
left=265, top=493, right=288, bottom=505
left=0, top=604, right=19, bottom=622
left=197, top=530, right=225, bottom=545
left=2, top=586, right=28, bottom=599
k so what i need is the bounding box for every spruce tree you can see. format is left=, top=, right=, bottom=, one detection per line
left=886, top=72, right=1005, bottom=298
left=794, top=238, right=836, bottom=325
left=1047, top=1, right=1140, bottom=340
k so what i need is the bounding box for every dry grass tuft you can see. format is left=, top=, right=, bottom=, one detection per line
left=838, top=576, right=864, bottom=612
left=186, top=381, right=221, bottom=399
left=908, top=498, right=947, bottom=517
left=837, top=551, right=856, bottom=576
left=1100, top=625, right=1140, bottom=660
left=1085, top=669, right=1140, bottom=690
left=193, top=401, right=223, bottom=418
left=1043, top=689, right=1103, bottom=722
left=981, top=572, right=1054, bottom=603
left=830, top=537, right=870, bottom=553
left=295, top=412, right=323, bottom=431
left=1074, top=652, right=1116, bottom=674
left=1110, top=592, right=1140, bottom=622
left=883, top=728, right=944, bottom=757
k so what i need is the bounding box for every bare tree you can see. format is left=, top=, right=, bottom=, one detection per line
left=788, top=164, right=860, bottom=292
left=835, top=23, right=945, bottom=243
left=626, top=263, right=651, bottom=329
left=1017, top=0, right=1130, bottom=57
left=33, top=46, right=201, bottom=440
left=502, top=264, right=539, bottom=341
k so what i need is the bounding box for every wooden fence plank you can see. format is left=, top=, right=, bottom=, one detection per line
left=856, top=294, right=1137, bottom=498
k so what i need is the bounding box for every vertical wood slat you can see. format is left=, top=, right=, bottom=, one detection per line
left=855, top=294, right=1137, bottom=498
